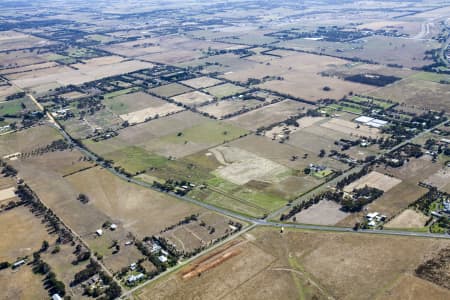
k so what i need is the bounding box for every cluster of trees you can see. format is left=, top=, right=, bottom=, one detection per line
left=1, top=163, right=17, bottom=176
left=415, top=247, right=450, bottom=289
left=344, top=74, right=400, bottom=87
left=409, top=187, right=443, bottom=215
left=16, top=184, right=74, bottom=244
left=77, top=193, right=90, bottom=204
left=20, top=139, right=71, bottom=159
left=340, top=186, right=384, bottom=212
left=32, top=249, right=66, bottom=297
left=160, top=214, right=199, bottom=233
left=5, top=92, right=26, bottom=101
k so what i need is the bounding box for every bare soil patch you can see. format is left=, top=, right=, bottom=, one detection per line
left=343, top=171, right=401, bottom=193
left=385, top=209, right=429, bottom=228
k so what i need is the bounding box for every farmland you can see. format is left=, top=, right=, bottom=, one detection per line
left=1, top=0, right=450, bottom=298
left=135, top=227, right=450, bottom=300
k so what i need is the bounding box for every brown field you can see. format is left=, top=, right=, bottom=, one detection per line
left=227, top=134, right=348, bottom=171
left=135, top=227, right=450, bottom=300
left=0, top=61, right=59, bottom=76
left=227, top=100, right=312, bottom=131
left=60, top=91, right=87, bottom=100
left=424, top=167, right=450, bottom=191
left=210, top=145, right=290, bottom=185
left=104, top=35, right=241, bottom=62
left=65, top=166, right=205, bottom=238
left=198, top=99, right=264, bottom=119
left=160, top=212, right=239, bottom=253
left=149, top=83, right=193, bottom=98
left=286, top=126, right=345, bottom=154
left=0, top=49, right=52, bottom=69
left=219, top=50, right=374, bottom=101
left=171, top=91, right=214, bottom=106
left=41, top=243, right=90, bottom=298
left=279, top=36, right=438, bottom=69
left=343, top=171, right=402, bottom=193
left=385, top=209, right=429, bottom=229
left=120, top=103, right=184, bottom=124
left=0, top=186, right=16, bottom=202
left=380, top=274, right=450, bottom=300
left=377, top=156, right=442, bottom=183
left=11, top=150, right=204, bottom=242
left=181, top=76, right=223, bottom=89
left=10, top=59, right=153, bottom=90
left=0, top=264, right=49, bottom=299
left=292, top=200, right=349, bottom=225
left=367, top=182, right=428, bottom=218
left=13, top=149, right=94, bottom=177
left=105, top=36, right=244, bottom=64
left=0, top=125, right=61, bottom=157
left=368, top=77, right=450, bottom=112
left=0, top=205, right=55, bottom=262
left=0, top=30, right=55, bottom=52
left=0, top=84, right=19, bottom=100
left=320, top=118, right=383, bottom=139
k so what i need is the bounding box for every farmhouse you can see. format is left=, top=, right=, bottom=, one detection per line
left=354, top=116, right=388, bottom=128
left=12, top=259, right=25, bottom=268
left=158, top=255, right=168, bottom=263
left=444, top=200, right=450, bottom=213
left=441, top=138, right=450, bottom=144
left=96, top=229, right=103, bottom=236
left=127, top=273, right=145, bottom=284
left=52, top=294, right=63, bottom=300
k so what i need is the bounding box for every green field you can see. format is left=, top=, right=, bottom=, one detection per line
left=87, top=34, right=114, bottom=43
left=312, top=169, right=334, bottom=179
left=46, top=53, right=77, bottom=64
left=409, top=72, right=450, bottom=83
left=106, top=146, right=168, bottom=174
left=326, top=102, right=364, bottom=114
left=65, top=47, right=100, bottom=59
left=103, top=87, right=141, bottom=100
left=161, top=120, right=248, bottom=145
left=204, top=83, right=247, bottom=99
left=350, top=96, right=395, bottom=110
left=0, top=97, right=37, bottom=116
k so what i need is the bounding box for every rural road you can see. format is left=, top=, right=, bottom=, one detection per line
left=23, top=93, right=450, bottom=299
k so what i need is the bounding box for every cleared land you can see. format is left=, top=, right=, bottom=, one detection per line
left=227, top=100, right=312, bottom=131
left=0, top=205, right=55, bottom=262
left=220, top=50, right=374, bottom=101
left=385, top=209, right=429, bottom=229
left=211, top=145, right=290, bottom=185
left=181, top=76, right=223, bottom=89
left=343, top=171, right=402, bottom=193
left=198, top=99, right=264, bottom=119
left=204, top=83, right=248, bottom=99
left=105, top=91, right=184, bottom=123
left=135, top=227, right=450, bottom=300
left=292, top=200, right=349, bottom=225
left=171, top=91, right=214, bottom=106
left=0, top=125, right=61, bottom=157
left=149, top=83, right=193, bottom=98
left=369, top=77, right=450, bottom=112
left=320, top=118, right=382, bottom=139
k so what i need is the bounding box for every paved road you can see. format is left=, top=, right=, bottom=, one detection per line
left=25, top=94, right=450, bottom=299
